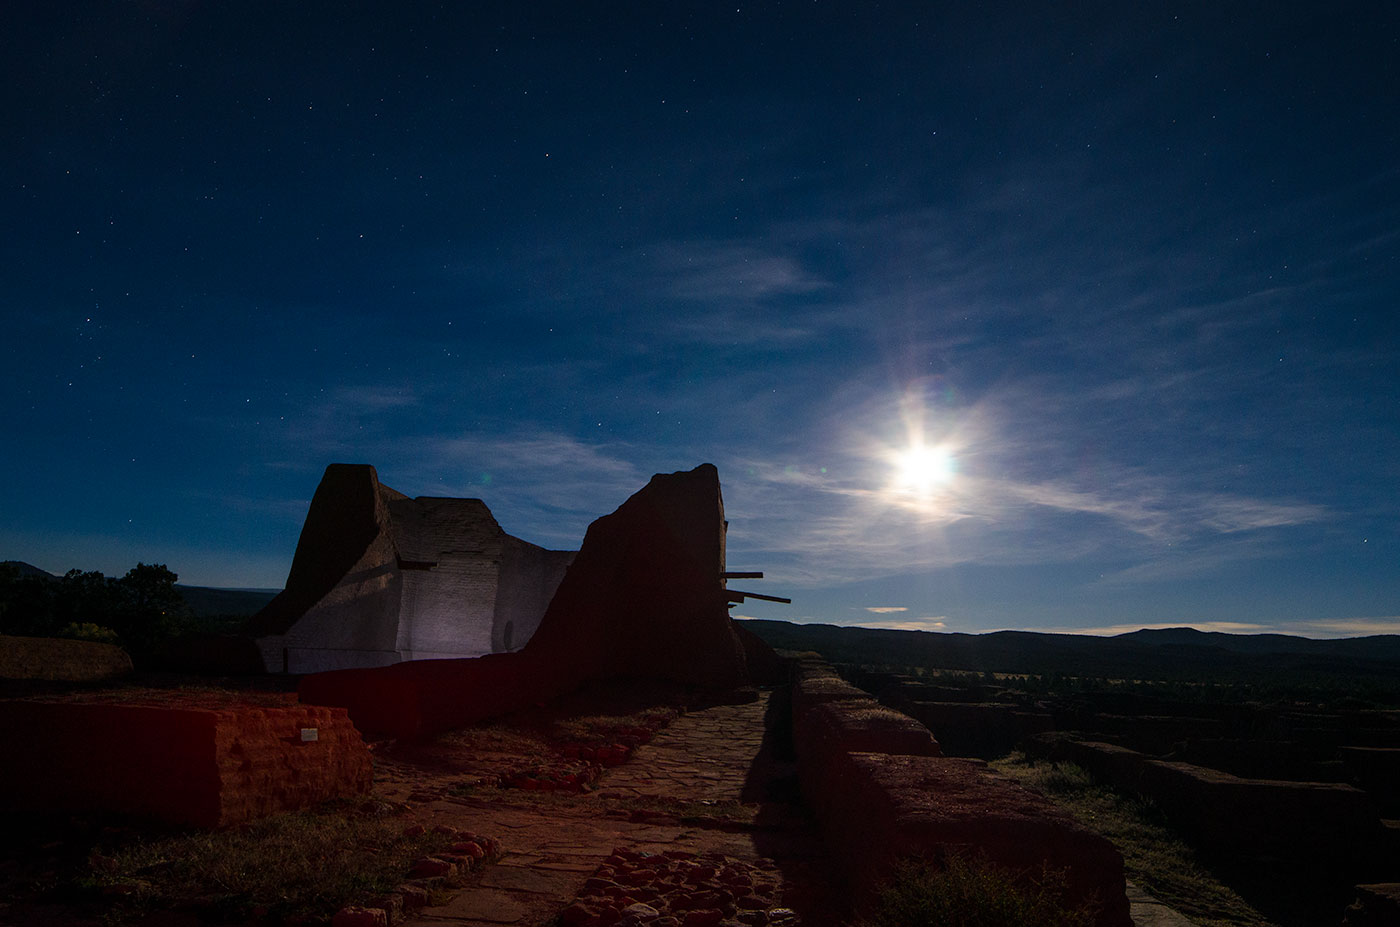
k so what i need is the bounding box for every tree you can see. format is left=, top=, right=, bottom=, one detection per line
left=109, top=563, right=193, bottom=655
left=0, top=561, right=194, bottom=660
left=0, top=563, right=62, bottom=637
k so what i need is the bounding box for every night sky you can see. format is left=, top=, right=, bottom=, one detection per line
left=4, top=3, right=1398, bottom=637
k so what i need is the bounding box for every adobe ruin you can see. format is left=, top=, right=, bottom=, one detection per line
left=250, top=464, right=575, bottom=674
left=299, top=463, right=782, bottom=738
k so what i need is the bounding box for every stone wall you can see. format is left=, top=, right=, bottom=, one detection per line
left=300, top=465, right=759, bottom=739
left=390, top=496, right=505, bottom=659
left=0, top=694, right=371, bottom=828
left=298, top=649, right=566, bottom=742
left=493, top=538, right=577, bottom=654
left=1026, top=735, right=1390, bottom=880
left=789, top=658, right=1131, bottom=927
left=253, top=464, right=574, bottom=673
left=1342, top=747, right=1400, bottom=816
left=894, top=701, right=1054, bottom=759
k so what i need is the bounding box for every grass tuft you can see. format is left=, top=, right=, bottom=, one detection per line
left=860, top=854, right=1096, bottom=927
left=83, top=801, right=452, bottom=923
left=991, top=754, right=1276, bottom=927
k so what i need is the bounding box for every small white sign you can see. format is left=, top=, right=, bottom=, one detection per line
left=300, top=728, right=319, bottom=742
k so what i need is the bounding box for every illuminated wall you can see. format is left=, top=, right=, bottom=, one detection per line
left=254, top=465, right=574, bottom=674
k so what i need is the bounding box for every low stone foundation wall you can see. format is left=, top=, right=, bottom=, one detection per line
left=0, top=693, right=371, bottom=828
left=895, top=701, right=1054, bottom=759
left=1175, top=737, right=1348, bottom=783
left=789, top=666, right=872, bottom=717
left=1342, top=747, right=1400, bottom=816
left=1026, top=735, right=1388, bottom=878
left=790, top=660, right=1130, bottom=927
left=831, top=753, right=1132, bottom=926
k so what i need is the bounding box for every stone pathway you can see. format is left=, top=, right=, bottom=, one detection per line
left=369, top=690, right=1191, bottom=927
left=392, top=691, right=834, bottom=927
left=1125, top=881, right=1199, bottom=927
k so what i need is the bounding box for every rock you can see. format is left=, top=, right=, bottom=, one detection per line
left=409, top=857, right=454, bottom=878
left=451, top=840, right=485, bottom=858
left=368, top=893, right=403, bottom=923
left=621, top=902, right=661, bottom=918
left=395, top=884, right=430, bottom=909
left=332, top=906, right=387, bottom=927
left=561, top=902, right=600, bottom=926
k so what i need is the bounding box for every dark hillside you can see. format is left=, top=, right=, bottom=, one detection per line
left=175, top=586, right=279, bottom=618
left=1, top=561, right=56, bottom=580
left=741, top=619, right=1400, bottom=693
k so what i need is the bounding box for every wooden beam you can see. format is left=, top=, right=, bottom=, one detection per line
left=725, top=589, right=791, bottom=604
left=722, top=571, right=764, bottom=579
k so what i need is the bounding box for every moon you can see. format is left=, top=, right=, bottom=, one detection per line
left=893, top=443, right=956, bottom=494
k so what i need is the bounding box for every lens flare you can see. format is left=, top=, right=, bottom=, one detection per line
left=892, top=443, right=956, bottom=494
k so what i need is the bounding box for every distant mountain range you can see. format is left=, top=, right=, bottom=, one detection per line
left=2, top=560, right=56, bottom=580
left=2, top=561, right=278, bottom=617
left=7, top=558, right=1398, bottom=672
left=741, top=619, right=1400, bottom=685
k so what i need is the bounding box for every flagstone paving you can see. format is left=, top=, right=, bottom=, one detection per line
left=367, top=688, right=1191, bottom=927
left=386, top=690, right=836, bottom=927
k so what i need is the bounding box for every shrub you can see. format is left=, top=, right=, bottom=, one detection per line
left=57, top=622, right=120, bottom=645
left=863, top=854, right=1095, bottom=927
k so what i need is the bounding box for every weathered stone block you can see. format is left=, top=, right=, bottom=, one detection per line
left=791, top=672, right=872, bottom=717
left=0, top=693, right=371, bottom=827
left=794, top=696, right=941, bottom=816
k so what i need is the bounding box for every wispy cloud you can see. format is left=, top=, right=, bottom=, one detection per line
left=384, top=432, right=644, bottom=547
left=330, top=385, right=422, bottom=412
left=720, top=434, right=1329, bottom=590
left=854, top=616, right=950, bottom=631
left=993, top=478, right=1328, bottom=543
left=864, top=606, right=908, bottom=614
left=1283, top=617, right=1400, bottom=638
left=657, top=242, right=831, bottom=303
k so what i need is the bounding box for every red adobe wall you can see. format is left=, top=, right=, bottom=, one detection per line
left=829, top=752, right=1132, bottom=927
left=0, top=693, right=371, bottom=828
left=790, top=658, right=1131, bottom=927
left=1027, top=735, right=1393, bottom=886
